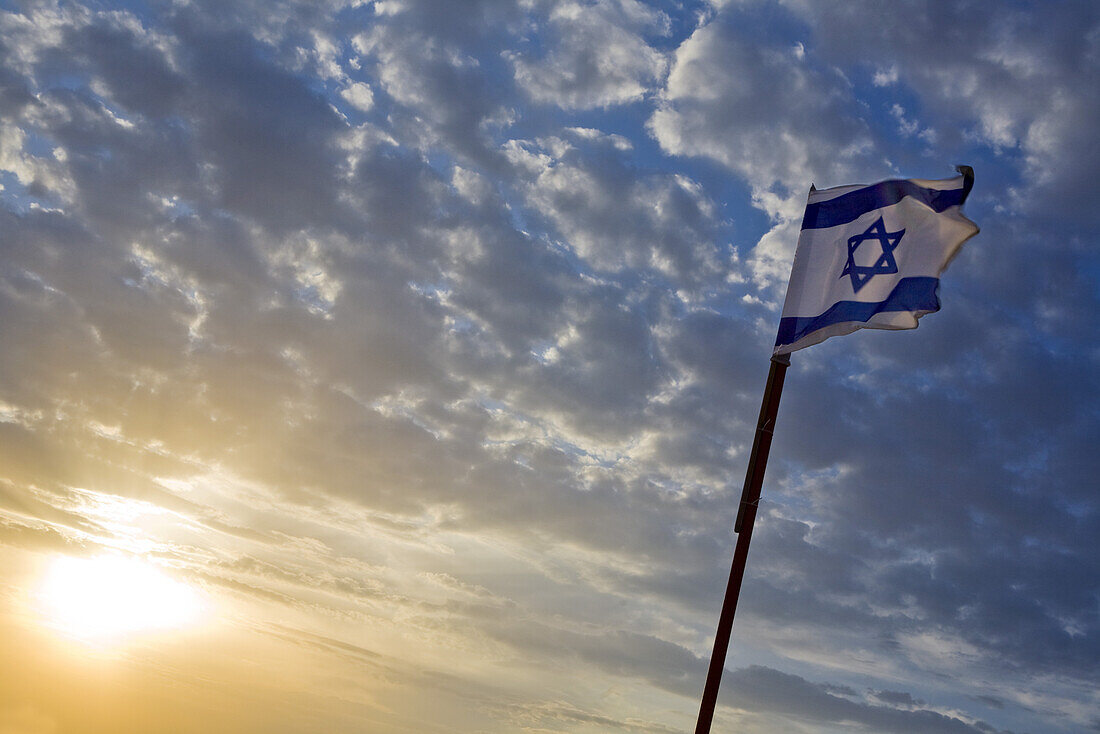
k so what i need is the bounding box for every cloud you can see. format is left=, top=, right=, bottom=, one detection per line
left=782, top=0, right=1100, bottom=223
left=648, top=8, right=880, bottom=285
left=505, top=131, right=724, bottom=284
left=339, top=80, right=374, bottom=111
left=724, top=666, right=1008, bottom=734
left=508, top=0, right=670, bottom=110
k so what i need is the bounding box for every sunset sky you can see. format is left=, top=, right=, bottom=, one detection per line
left=1, top=1, right=1098, bottom=732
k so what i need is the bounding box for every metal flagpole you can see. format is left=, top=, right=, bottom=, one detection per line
left=694, top=352, right=790, bottom=734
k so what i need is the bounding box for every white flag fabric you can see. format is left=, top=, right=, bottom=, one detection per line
left=774, top=167, right=979, bottom=355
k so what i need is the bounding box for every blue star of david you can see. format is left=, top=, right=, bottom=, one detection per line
left=840, top=216, right=905, bottom=292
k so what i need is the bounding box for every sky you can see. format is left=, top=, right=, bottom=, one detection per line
left=0, top=0, right=1098, bottom=732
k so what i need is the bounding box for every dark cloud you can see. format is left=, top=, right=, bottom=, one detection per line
left=786, top=0, right=1100, bottom=225
left=724, top=666, right=1010, bottom=734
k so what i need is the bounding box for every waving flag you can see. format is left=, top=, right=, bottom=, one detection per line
left=774, top=167, right=978, bottom=355
left=699, top=168, right=979, bottom=734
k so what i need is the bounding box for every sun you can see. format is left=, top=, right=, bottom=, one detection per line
left=36, top=554, right=205, bottom=644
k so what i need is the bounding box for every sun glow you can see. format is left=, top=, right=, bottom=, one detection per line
left=37, top=555, right=205, bottom=643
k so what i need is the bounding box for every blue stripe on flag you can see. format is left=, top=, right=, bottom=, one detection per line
left=801, top=180, right=968, bottom=231
left=775, top=277, right=941, bottom=348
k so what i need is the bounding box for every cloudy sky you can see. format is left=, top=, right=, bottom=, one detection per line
left=1, top=0, right=1098, bottom=732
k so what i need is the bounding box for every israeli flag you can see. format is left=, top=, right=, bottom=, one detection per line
left=774, top=167, right=979, bottom=355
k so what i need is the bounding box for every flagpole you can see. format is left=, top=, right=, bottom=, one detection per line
left=694, top=352, right=790, bottom=734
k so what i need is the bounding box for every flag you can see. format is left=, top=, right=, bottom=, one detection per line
left=774, top=166, right=979, bottom=355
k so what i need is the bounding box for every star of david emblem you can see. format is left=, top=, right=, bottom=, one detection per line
left=840, top=216, right=905, bottom=292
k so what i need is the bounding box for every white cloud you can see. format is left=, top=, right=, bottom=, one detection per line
left=649, top=16, right=876, bottom=286
left=872, top=65, right=898, bottom=86
left=506, top=133, right=723, bottom=284
left=339, top=80, right=374, bottom=111
left=508, top=0, right=669, bottom=109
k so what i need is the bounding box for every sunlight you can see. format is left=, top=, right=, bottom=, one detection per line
left=36, top=555, right=205, bottom=644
